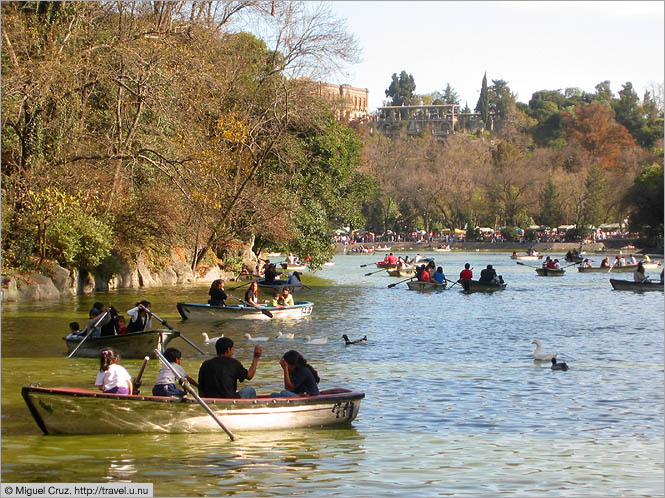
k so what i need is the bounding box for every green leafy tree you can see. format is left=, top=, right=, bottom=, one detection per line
left=614, top=82, right=646, bottom=141
left=385, top=71, right=416, bottom=106
left=488, top=79, right=516, bottom=121
left=538, top=176, right=564, bottom=227
left=580, top=166, right=608, bottom=227
left=624, top=163, right=664, bottom=241
left=440, top=83, right=460, bottom=105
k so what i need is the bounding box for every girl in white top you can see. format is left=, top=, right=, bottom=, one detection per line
left=95, top=348, right=132, bottom=394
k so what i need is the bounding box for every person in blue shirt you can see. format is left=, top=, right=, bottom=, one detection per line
left=433, top=266, right=445, bottom=284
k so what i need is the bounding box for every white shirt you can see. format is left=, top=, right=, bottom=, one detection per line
left=126, top=306, right=153, bottom=329
left=95, top=364, right=132, bottom=392
left=155, top=362, right=186, bottom=386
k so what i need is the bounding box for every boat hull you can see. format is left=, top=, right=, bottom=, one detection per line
left=63, top=330, right=179, bottom=359
left=407, top=281, right=447, bottom=291
left=461, top=280, right=507, bottom=292
left=387, top=268, right=415, bottom=277
left=257, top=280, right=303, bottom=291
left=510, top=255, right=542, bottom=261
left=177, top=302, right=314, bottom=321
left=22, top=386, right=364, bottom=435
left=578, top=262, right=661, bottom=273
left=535, top=268, right=566, bottom=277
left=609, top=279, right=664, bottom=291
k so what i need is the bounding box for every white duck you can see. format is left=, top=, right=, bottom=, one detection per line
left=275, top=331, right=295, bottom=339
left=532, top=339, right=557, bottom=361
left=201, top=332, right=223, bottom=344
left=304, top=335, right=328, bottom=345
left=244, top=332, right=269, bottom=342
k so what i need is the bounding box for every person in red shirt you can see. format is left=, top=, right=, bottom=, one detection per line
left=459, top=263, right=473, bottom=281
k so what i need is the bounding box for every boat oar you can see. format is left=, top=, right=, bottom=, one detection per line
left=67, top=311, right=110, bottom=358
left=608, top=263, right=616, bottom=273
left=388, top=277, right=413, bottom=288
left=229, top=296, right=273, bottom=318
left=153, top=349, right=236, bottom=441
left=364, top=268, right=387, bottom=276
left=562, top=262, right=579, bottom=269
left=227, top=280, right=253, bottom=292
left=516, top=261, right=540, bottom=269
left=132, top=356, right=150, bottom=394
left=444, top=277, right=459, bottom=290
left=142, top=306, right=206, bottom=355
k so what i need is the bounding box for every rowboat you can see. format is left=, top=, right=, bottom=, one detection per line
left=460, top=280, right=507, bottom=292
left=535, top=268, right=566, bottom=277
left=374, top=245, right=392, bottom=252
left=578, top=262, right=661, bottom=273
left=279, top=262, right=308, bottom=271
left=609, top=279, right=664, bottom=291
left=63, top=329, right=180, bottom=359
left=565, top=255, right=584, bottom=263
left=375, top=261, right=396, bottom=268
left=264, top=252, right=281, bottom=257
left=176, top=301, right=314, bottom=321
left=387, top=267, right=416, bottom=277
left=433, top=246, right=451, bottom=252
left=510, top=254, right=542, bottom=261
left=21, top=386, right=365, bottom=435
left=257, top=279, right=303, bottom=291
left=323, top=260, right=335, bottom=267
left=407, top=280, right=447, bottom=291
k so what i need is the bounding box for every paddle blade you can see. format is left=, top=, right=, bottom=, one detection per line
left=261, top=309, right=274, bottom=318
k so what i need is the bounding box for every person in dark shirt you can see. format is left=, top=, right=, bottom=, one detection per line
left=270, top=350, right=320, bottom=397
left=208, top=279, right=227, bottom=306
left=198, top=337, right=262, bottom=398
left=479, top=264, right=497, bottom=283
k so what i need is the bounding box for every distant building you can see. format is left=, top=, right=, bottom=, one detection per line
left=374, top=104, right=492, bottom=138
left=315, top=82, right=369, bottom=122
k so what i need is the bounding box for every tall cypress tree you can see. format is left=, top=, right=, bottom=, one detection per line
left=475, top=72, right=489, bottom=128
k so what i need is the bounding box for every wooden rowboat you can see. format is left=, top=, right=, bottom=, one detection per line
left=257, top=279, right=303, bottom=291
left=21, top=386, right=364, bottom=435
left=407, top=280, right=447, bottom=291
left=460, top=279, right=507, bottom=293
left=63, top=329, right=180, bottom=359
left=609, top=279, right=664, bottom=291
left=433, top=246, right=451, bottom=252
left=177, top=301, right=314, bottom=321
left=375, top=261, right=395, bottom=268
left=387, top=267, right=416, bottom=277
left=374, top=245, right=392, bottom=252
left=578, top=262, right=661, bottom=273
left=535, top=268, right=566, bottom=277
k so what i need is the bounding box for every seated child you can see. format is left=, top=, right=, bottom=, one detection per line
left=269, top=291, right=283, bottom=307
left=95, top=348, right=132, bottom=394
left=116, top=316, right=128, bottom=335
left=152, top=348, right=198, bottom=397
left=65, top=321, right=84, bottom=340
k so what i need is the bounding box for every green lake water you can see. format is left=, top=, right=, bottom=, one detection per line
left=2, top=252, right=663, bottom=496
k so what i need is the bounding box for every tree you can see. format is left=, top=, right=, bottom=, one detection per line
left=614, top=82, right=646, bottom=140
left=580, top=166, right=608, bottom=227
left=475, top=72, right=489, bottom=128
left=562, top=103, right=635, bottom=169
left=623, top=163, right=664, bottom=241
left=441, top=83, right=460, bottom=105
left=488, top=79, right=516, bottom=121
left=537, top=176, right=564, bottom=227
left=385, top=70, right=416, bottom=106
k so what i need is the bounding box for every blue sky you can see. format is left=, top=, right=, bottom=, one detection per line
left=328, top=1, right=664, bottom=111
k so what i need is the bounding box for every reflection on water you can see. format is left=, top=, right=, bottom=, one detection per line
left=2, top=252, right=663, bottom=496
